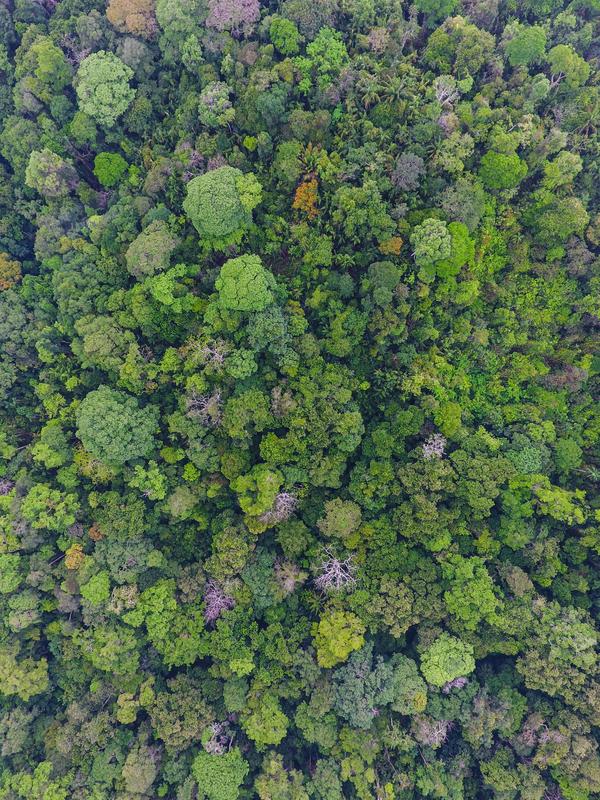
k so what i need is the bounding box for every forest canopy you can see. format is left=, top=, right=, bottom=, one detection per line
left=0, top=1, right=599, bottom=799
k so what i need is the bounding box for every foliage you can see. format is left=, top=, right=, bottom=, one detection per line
left=214, top=255, right=276, bottom=312
left=420, top=633, right=476, bottom=687
left=313, top=610, right=366, bottom=668
left=76, top=385, right=159, bottom=465
left=93, top=152, right=128, bottom=188
left=192, top=748, right=249, bottom=800
left=183, top=166, right=262, bottom=246
left=75, top=51, right=135, bottom=127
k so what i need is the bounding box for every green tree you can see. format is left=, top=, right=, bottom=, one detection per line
left=441, top=555, right=500, bottom=631
left=15, top=36, right=71, bottom=104
left=317, top=498, right=362, bottom=545
left=333, top=642, right=427, bottom=729
left=93, top=151, right=128, bottom=187
left=80, top=571, right=111, bottom=605
left=76, top=385, right=159, bottom=465
left=243, top=693, right=289, bottom=748
left=313, top=610, right=366, bottom=668
left=255, top=753, right=309, bottom=800
left=31, top=420, right=71, bottom=469
left=199, top=82, right=235, bottom=128
left=72, top=315, right=136, bottom=372
left=183, top=166, right=262, bottom=246
left=414, top=0, right=458, bottom=23
left=0, top=553, right=22, bottom=594
left=503, top=23, right=546, bottom=67
left=479, top=151, right=528, bottom=190
left=0, top=646, right=49, bottom=701
left=75, top=51, right=135, bottom=126
left=411, top=218, right=452, bottom=269
left=125, top=220, right=177, bottom=278
left=192, top=748, right=249, bottom=800
left=420, top=633, right=475, bottom=687
left=547, top=44, right=590, bottom=88
left=20, top=484, right=78, bottom=531
left=25, top=149, right=78, bottom=199
left=270, top=16, right=301, bottom=55
left=214, top=255, right=276, bottom=312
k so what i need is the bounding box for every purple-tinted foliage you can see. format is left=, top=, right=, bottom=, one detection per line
left=413, top=717, right=453, bottom=747
left=205, top=0, right=260, bottom=34
left=422, top=433, right=447, bottom=460
left=391, top=152, right=425, bottom=192
left=203, top=581, right=235, bottom=624
left=442, top=676, right=469, bottom=693
left=207, top=154, right=227, bottom=171
left=258, top=492, right=298, bottom=525
left=0, top=479, right=15, bottom=496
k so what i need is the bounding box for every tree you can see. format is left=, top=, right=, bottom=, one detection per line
left=313, top=610, right=366, bottom=668
left=192, top=748, right=249, bottom=800
left=542, top=151, right=582, bottom=190
left=31, top=420, right=71, bottom=470
left=147, top=674, right=214, bottom=751
left=516, top=601, right=597, bottom=710
left=270, top=16, right=301, bottom=56
left=25, top=149, right=78, bottom=199
left=479, top=151, right=528, bottom=190
left=332, top=642, right=427, bottom=729
left=199, top=82, right=235, bottom=128
left=392, top=152, right=425, bottom=192
left=107, top=0, right=156, bottom=38
left=125, top=220, right=177, bottom=278
left=93, top=152, right=128, bottom=187
left=524, top=192, right=589, bottom=246
left=547, top=44, right=590, bottom=88
left=0, top=646, right=49, bottom=702
left=183, top=166, right=262, bottom=246
left=301, top=27, right=349, bottom=90
left=331, top=180, right=395, bottom=245
left=243, top=693, right=289, bottom=747
left=414, top=0, right=458, bottom=24
left=75, top=51, right=135, bottom=127
left=255, top=753, right=309, bottom=800
left=76, top=385, right=159, bottom=465
left=441, top=555, right=500, bottom=631
left=0, top=530, right=21, bottom=583
left=73, top=315, right=136, bottom=372
left=411, top=218, right=452, bottom=269
left=20, top=484, right=78, bottom=531
left=80, top=571, right=110, bottom=605
left=205, top=0, right=260, bottom=34
left=121, top=740, right=158, bottom=795
left=420, top=633, right=475, bottom=687
left=214, top=255, right=276, bottom=312
left=0, top=252, right=21, bottom=291
left=15, top=36, right=71, bottom=104
left=317, top=499, right=362, bottom=544
left=503, top=23, right=546, bottom=68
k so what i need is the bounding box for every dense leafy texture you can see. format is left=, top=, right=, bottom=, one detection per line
left=1, top=2, right=600, bottom=800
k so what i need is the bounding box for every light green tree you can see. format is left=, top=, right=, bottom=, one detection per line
left=313, top=610, right=366, bottom=668
left=76, top=385, right=159, bottom=465
left=420, top=633, right=475, bottom=687
left=215, top=255, right=276, bottom=312
left=75, top=51, right=135, bottom=126
left=192, top=748, right=249, bottom=800
left=183, top=166, right=262, bottom=246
